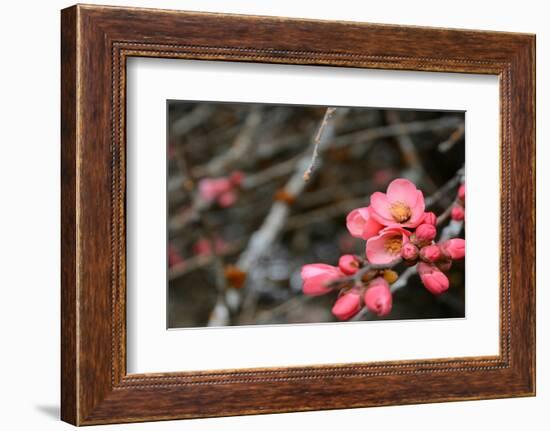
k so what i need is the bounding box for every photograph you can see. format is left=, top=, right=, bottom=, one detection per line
left=167, top=101, right=466, bottom=328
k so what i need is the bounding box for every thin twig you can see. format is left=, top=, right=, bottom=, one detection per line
left=303, top=107, right=337, bottom=181
left=438, top=123, right=465, bottom=153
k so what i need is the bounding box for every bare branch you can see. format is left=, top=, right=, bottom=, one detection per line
left=303, top=107, right=337, bottom=181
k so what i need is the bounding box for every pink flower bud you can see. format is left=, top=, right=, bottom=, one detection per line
left=416, top=223, right=437, bottom=243
left=301, top=264, right=342, bottom=296
left=441, top=238, right=466, bottom=260
left=420, top=244, right=441, bottom=263
left=217, top=190, right=237, bottom=208
left=451, top=205, right=465, bottom=221
left=332, top=290, right=362, bottom=320
left=198, top=177, right=232, bottom=202
left=458, top=184, right=466, bottom=202
left=364, top=277, right=392, bottom=316
left=338, top=255, right=360, bottom=275
left=230, top=170, right=245, bottom=186
left=423, top=211, right=437, bottom=225
left=417, top=262, right=449, bottom=295
left=401, top=242, right=419, bottom=261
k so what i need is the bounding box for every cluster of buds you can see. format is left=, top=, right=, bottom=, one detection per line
left=198, top=171, right=244, bottom=208
left=301, top=258, right=395, bottom=320
left=301, top=178, right=466, bottom=320
left=401, top=230, right=465, bottom=295
left=451, top=183, right=466, bottom=221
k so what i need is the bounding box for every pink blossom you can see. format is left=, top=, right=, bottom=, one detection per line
left=301, top=264, right=342, bottom=296
left=451, top=205, right=465, bottom=221
left=168, top=244, right=184, bottom=267
left=370, top=178, right=425, bottom=228
left=364, top=277, right=392, bottom=316
left=229, top=170, right=245, bottom=186
left=458, top=183, right=466, bottom=202
left=338, top=255, right=360, bottom=275
left=417, top=262, right=449, bottom=295
left=401, top=242, right=419, bottom=261
left=346, top=206, right=383, bottom=240
left=217, top=190, right=238, bottom=208
left=198, top=177, right=232, bottom=202
left=193, top=238, right=228, bottom=256
left=366, top=226, right=411, bottom=265
left=415, top=223, right=437, bottom=243
left=419, top=244, right=441, bottom=263
left=441, top=238, right=466, bottom=260
left=423, top=211, right=437, bottom=225
left=332, top=290, right=362, bottom=320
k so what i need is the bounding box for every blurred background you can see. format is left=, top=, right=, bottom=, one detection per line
left=167, top=101, right=465, bottom=328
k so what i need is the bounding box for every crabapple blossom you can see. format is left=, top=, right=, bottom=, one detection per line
left=419, top=244, right=441, bottom=263
left=217, top=190, right=238, bottom=208
left=338, top=254, right=360, bottom=275
left=198, top=171, right=244, bottom=208
left=417, top=262, right=450, bottom=295
left=229, top=170, right=245, bottom=186
left=332, top=289, right=362, bottom=320
left=458, top=183, right=466, bottom=202
left=366, top=226, right=411, bottom=265
left=401, top=243, right=419, bottom=261
left=193, top=237, right=228, bottom=256
left=423, top=211, right=437, bottom=225
left=168, top=244, right=184, bottom=267
left=415, top=223, right=437, bottom=244
left=301, top=264, right=342, bottom=296
left=441, top=238, right=466, bottom=260
left=198, top=177, right=231, bottom=201
left=369, top=178, right=426, bottom=228
left=301, top=177, right=465, bottom=320
left=346, top=206, right=384, bottom=240
left=364, top=277, right=393, bottom=316
left=451, top=205, right=465, bottom=221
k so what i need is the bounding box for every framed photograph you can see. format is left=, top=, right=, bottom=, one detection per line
left=61, top=4, right=535, bottom=425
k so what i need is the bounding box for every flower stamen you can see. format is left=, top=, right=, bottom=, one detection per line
left=390, top=201, right=412, bottom=222
left=384, top=237, right=403, bottom=255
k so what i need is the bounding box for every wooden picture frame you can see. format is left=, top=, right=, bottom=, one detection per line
left=61, top=4, right=535, bottom=425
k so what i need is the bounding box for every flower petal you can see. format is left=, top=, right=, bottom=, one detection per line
left=404, top=191, right=426, bottom=227
left=301, top=264, right=339, bottom=279
left=386, top=178, right=419, bottom=206
left=369, top=192, right=394, bottom=225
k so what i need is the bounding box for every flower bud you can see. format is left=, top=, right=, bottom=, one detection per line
left=332, top=290, right=362, bottom=320
left=451, top=205, right=465, bottom=221
left=301, top=264, right=342, bottom=296
left=420, top=244, right=441, bottom=263
left=382, top=269, right=399, bottom=284
left=441, top=238, right=466, bottom=260
left=229, top=170, right=245, bottom=186
left=364, top=277, right=392, bottom=316
left=338, top=255, right=360, bottom=275
left=458, top=184, right=466, bottom=202
left=417, top=262, right=450, bottom=295
left=423, top=211, right=437, bottom=225
left=415, top=223, right=437, bottom=243
left=218, top=190, right=237, bottom=208
left=401, top=242, right=419, bottom=261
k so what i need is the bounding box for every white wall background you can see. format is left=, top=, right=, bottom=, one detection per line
left=0, top=0, right=546, bottom=429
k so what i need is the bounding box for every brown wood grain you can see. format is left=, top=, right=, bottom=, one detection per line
left=61, top=4, right=535, bottom=425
